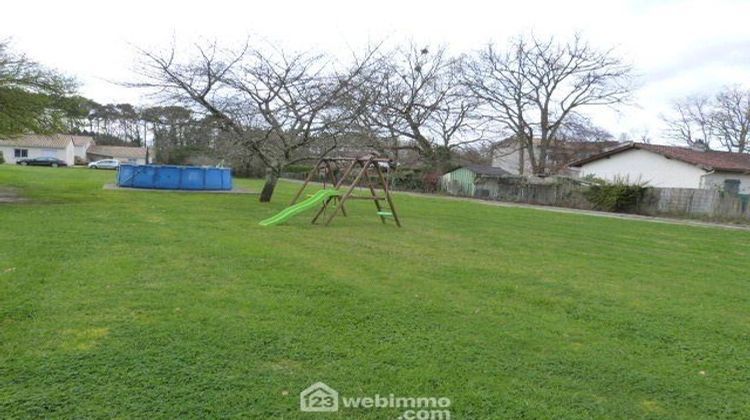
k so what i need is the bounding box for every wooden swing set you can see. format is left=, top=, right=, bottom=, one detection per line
left=290, top=154, right=402, bottom=227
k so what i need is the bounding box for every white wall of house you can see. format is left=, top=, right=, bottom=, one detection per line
left=1, top=146, right=17, bottom=163
left=64, top=142, right=75, bottom=165
left=74, top=144, right=89, bottom=161
left=0, top=142, right=75, bottom=165
left=493, top=146, right=526, bottom=175
left=702, top=172, right=750, bottom=194
left=577, top=149, right=708, bottom=188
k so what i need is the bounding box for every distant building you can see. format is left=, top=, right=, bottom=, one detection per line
left=87, top=145, right=149, bottom=165
left=569, top=142, right=750, bottom=194
left=0, top=134, right=150, bottom=166
left=0, top=134, right=77, bottom=166
left=492, top=137, right=621, bottom=176
left=440, top=164, right=512, bottom=196
left=71, top=136, right=96, bottom=162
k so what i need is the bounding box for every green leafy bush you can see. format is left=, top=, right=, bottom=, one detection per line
left=584, top=176, right=649, bottom=213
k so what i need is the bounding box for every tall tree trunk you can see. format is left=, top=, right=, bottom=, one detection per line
left=259, top=168, right=279, bottom=203
left=536, top=148, right=548, bottom=175
left=522, top=135, right=537, bottom=175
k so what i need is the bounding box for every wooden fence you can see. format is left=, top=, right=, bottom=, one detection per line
left=473, top=177, right=750, bottom=222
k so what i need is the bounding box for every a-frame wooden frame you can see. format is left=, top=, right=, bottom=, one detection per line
left=290, top=154, right=401, bottom=227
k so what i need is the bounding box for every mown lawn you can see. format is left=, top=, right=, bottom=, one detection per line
left=1, top=165, right=749, bottom=418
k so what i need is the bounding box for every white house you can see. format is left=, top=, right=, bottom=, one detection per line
left=71, top=136, right=96, bottom=162
left=87, top=145, right=149, bottom=165
left=569, top=142, right=750, bottom=194
left=0, top=134, right=76, bottom=166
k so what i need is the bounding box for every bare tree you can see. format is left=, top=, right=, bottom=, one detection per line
left=351, top=44, right=484, bottom=171
left=467, top=34, right=633, bottom=174
left=662, top=95, right=713, bottom=150
left=133, top=41, right=371, bottom=202
left=554, top=113, right=613, bottom=142
left=712, top=85, right=750, bottom=153
left=633, top=128, right=652, bottom=144
left=663, top=86, right=750, bottom=153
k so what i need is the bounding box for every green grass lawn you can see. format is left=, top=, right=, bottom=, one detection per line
left=1, top=165, right=749, bottom=418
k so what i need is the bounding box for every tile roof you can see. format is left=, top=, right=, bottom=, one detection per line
left=71, top=136, right=95, bottom=147
left=88, top=145, right=147, bottom=159
left=0, top=134, right=75, bottom=149
left=569, top=142, right=750, bottom=173
left=454, top=164, right=512, bottom=177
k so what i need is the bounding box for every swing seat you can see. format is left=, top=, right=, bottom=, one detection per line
left=377, top=211, right=393, bottom=217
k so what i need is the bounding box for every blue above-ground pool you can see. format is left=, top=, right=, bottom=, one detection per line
left=117, top=164, right=233, bottom=191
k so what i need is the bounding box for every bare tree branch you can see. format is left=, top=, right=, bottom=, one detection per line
left=466, top=34, right=633, bottom=175
left=350, top=43, right=485, bottom=170
left=131, top=40, right=375, bottom=201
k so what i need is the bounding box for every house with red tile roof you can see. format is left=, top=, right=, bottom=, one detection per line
left=569, top=142, right=750, bottom=194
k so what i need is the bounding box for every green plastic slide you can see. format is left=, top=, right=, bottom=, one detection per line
left=259, top=189, right=341, bottom=226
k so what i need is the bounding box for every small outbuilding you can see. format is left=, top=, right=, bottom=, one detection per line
left=441, top=164, right=511, bottom=196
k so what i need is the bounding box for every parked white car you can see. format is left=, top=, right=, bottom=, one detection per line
left=88, top=159, right=120, bottom=170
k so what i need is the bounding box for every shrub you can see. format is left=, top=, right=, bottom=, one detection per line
left=389, top=168, right=430, bottom=192
left=584, top=176, right=649, bottom=213
left=283, top=164, right=314, bottom=174
left=0, top=152, right=4, bottom=164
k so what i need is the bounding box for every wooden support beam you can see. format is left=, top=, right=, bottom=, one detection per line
left=311, top=159, right=358, bottom=224
left=347, top=196, right=386, bottom=200
left=373, top=162, right=401, bottom=227
left=290, top=159, right=323, bottom=206
left=363, top=172, right=387, bottom=224
left=324, top=159, right=370, bottom=226
left=323, top=160, right=347, bottom=217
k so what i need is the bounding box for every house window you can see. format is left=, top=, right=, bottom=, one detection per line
left=724, top=179, right=740, bottom=195
left=14, top=149, right=28, bottom=158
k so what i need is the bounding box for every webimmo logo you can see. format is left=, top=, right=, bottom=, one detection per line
left=300, top=382, right=339, bottom=412
left=299, top=382, right=451, bottom=418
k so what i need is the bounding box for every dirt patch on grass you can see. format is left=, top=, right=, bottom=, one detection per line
left=0, top=187, right=26, bottom=203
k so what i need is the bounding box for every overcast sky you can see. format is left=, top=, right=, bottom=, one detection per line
left=4, top=0, right=750, bottom=143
